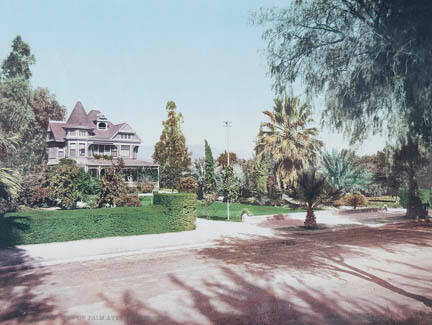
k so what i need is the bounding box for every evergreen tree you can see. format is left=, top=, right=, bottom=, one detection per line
left=1, top=35, right=35, bottom=81
left=49, top=159, right=79, bottom=209
left=203, top=140, right=217, bottom=195
left=253, top=155, right=268, bottom=198
left=153, top=101, right=191, bottom=190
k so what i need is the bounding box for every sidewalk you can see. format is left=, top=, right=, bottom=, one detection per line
left=0, top=218, right=274, bottom=268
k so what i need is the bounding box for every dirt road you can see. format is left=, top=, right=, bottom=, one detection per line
left=1, top=221, right=432, bottom=324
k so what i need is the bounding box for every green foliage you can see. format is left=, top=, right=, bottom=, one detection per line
left=204, top=140, right=217, bottom=195
left=3, top=204, right=195, bottom=245
left=153, top=101, right=191, bottom=190
left=322, top=149, right=372, bottom=193
left=255, top=96, right=323, bottom=187
left=344, top=193, right=368, bottom=210
left=191, top=158, right=205, bottom=199
left=97, top=165, right=128, bottom=208
left=240, top=208, right=251, bottom=217
left=178, top=177, right=198, bottom=193
left=254, top=1, right=432, bottom=144
left=253, top=155, right=268, bottom=197
left=49, top=160, right=79, bottom=209
left=399, top=188, right=430, bottom=209
left=75, top=169, right=100, bottom=199
left=1, top=35, right=35, bottom=80
left=153, top=192, right=197, bottom=231
left=223, top=165, right=241, bottom=203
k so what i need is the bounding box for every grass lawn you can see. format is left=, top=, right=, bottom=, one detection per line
left=197, top=201, right=305, bottom=222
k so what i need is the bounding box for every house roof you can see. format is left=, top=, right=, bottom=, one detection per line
left=87, top=110, right=101, bottom=121
left=48, top=101, right=140, bottom=142
left=49, top=122, right=66, bottom=142
left=65, top=101, right=93, bottom=129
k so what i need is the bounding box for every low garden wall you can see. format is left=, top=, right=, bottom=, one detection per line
left=153, top=192, right=197, bottom=231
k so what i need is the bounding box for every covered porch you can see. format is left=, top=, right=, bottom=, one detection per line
left=87, top=158, right=159, bottom=189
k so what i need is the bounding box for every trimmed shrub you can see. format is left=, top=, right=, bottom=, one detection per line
left=119, top=194, right=142, bottom=207
left=153, top=192, right=197, bottom=231
left=138, top=182, right=155, bottom=193
left=344, top=193, right=368, bottom=209
left=178, top=177, right=198, bottom=193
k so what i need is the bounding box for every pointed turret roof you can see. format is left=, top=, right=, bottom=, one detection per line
left=65, top=101, right=93, bottom=129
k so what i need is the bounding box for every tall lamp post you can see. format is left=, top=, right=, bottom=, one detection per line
left=223, top=121, right=232, bottom=220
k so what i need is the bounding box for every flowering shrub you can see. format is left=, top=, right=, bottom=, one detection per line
left=178, top=177, right=198, bottom=193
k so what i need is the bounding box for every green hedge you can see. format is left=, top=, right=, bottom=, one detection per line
left=1, top=202, right=193, bottom=247
left=153, top=192, right=197, bottom=231
left=398, top=187, right=431, bottom=208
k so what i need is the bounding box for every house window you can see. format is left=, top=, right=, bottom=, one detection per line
left=98, top=122, right=107, bottom=130
left=79, top=143, right=85, bottom=156
left=105, top=145, right=111, bottom=155
left=112, top=146, right=117, bottom=157
left=70, top=143, right=76, bottom=157
left=69, top=130, right=77, bottom=136
left=99, top=145, right=105, bottom=155
left=58, top=149, right=64, bottom=158
left=121, top=145, right=130, bottom=157
left=79, top=130, right=87, bottom=136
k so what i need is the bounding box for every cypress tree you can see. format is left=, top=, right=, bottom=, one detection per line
left=203, top=140, right=216, bottom=194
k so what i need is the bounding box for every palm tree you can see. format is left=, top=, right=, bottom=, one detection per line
left=321, top=149, right=372, bottom=193
left=255, top=96, right=323, bottom=188
left=292, top=169, right=338, bottom=229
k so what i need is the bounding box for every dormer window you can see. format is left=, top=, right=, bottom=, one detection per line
left=98, top=122, right=107, bottom=130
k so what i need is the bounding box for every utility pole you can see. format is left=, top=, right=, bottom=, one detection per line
left=223, top=121, right=232, bottom=220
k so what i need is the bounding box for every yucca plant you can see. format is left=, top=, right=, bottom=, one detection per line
left=292, top=169, right=339, bottom=228
left=322, top=149, right=372, bottom=193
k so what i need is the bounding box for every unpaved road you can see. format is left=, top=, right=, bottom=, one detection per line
left=1, top=221, right=432, bottom=324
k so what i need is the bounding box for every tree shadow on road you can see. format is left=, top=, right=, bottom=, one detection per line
left=99, top=266, right=432, bottom=325
left=196, top=226, right=432, bottom=309
left=0, top=248, right=79, bottom=324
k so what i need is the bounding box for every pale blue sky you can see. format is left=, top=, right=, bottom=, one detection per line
left=0, top=0, right=385, bottom=159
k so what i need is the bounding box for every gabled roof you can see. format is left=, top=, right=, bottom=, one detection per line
left=49, top=122, right=66, bottom=142
left=65, top=101, right=93, bottom=129
left=93, top=122, right=125, bottom=139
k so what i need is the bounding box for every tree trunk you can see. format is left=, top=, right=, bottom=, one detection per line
left=304, top=207, right=317, bottom=228
left=406, top=175, right=427, bottom=218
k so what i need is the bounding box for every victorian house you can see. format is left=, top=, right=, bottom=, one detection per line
left=47, top=101, right=159, bottom=186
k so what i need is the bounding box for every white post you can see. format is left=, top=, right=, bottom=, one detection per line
left=223, top=121, right=232, bottom=220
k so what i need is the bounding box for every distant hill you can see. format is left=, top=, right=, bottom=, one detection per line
left=137, top=144, right=251, bottom=162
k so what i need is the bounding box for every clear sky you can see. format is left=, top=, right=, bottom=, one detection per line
left=0, top=0, right=385, bottom=159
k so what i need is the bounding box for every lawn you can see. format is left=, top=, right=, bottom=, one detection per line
left=197, top=201, right=305, bottom=222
